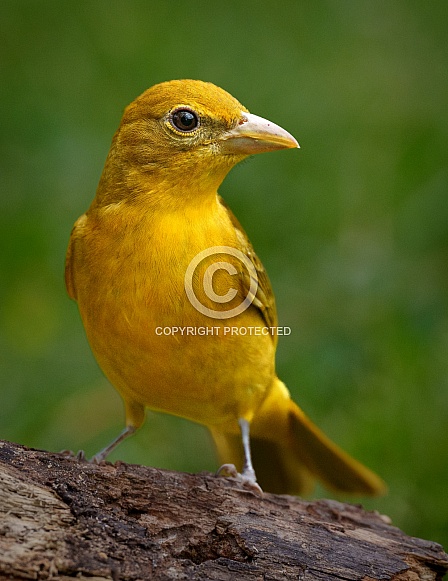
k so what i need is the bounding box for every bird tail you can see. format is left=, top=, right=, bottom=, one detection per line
left=210, top=378, right=386, bottom=496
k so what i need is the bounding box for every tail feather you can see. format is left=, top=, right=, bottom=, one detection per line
left=250, top=436, right=315, bottom=495
left=287, top=403, right=386, bottom=495
left=210, top=378, right=386, bottom=496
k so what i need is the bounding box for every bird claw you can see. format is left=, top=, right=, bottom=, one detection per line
left=216, top=463, right=263, bottom=496
left=59, top=449, right=86, bottom=460
left=90, top=453, right=107, bottom=465
left=59, top=449, right=105, bottom=463
left=216, top=463, right=239, bottom=478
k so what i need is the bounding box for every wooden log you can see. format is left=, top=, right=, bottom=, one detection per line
left=0, top=440, right=446, bottom=580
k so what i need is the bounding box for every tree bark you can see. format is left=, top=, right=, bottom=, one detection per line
left=0, top=440, right=446, bottom=581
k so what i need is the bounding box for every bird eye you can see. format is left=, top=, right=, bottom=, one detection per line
left=170, top=108, right=199, bottom=132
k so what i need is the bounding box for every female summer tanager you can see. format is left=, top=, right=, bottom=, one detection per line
left=66, top=80, right=385, bottom=495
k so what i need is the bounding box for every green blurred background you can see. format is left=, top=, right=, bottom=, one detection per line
left=1, top=1, right=447, bottom=549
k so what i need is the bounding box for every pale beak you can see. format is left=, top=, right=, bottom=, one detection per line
left=220, top=112, right=299, bottom=155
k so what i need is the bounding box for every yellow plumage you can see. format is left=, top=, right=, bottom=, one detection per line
left=66, top=80, right=385, bottom=496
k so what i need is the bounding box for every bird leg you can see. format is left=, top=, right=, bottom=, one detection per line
left=239, top=418, right=257, bottom=482
left=91, top=425, right=136, bottom=464
left=216, top=418, right=262, bottom=495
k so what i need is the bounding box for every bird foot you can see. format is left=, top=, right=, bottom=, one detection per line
left=216, top=463, right=263, bottom=496
left=59, top=449, right=108, bottom=464
left=59, top=449, right=88, bottom=461
left=89, top=451, right=109, bottom=464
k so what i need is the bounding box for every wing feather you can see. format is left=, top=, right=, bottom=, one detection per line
left=218, top=196, right=278, bottom=335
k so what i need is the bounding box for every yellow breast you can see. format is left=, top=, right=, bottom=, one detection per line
left=71, top=198, right=275, bottom=427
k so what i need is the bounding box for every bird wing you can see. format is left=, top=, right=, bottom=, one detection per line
left=218, top=196, right=278, bottom=335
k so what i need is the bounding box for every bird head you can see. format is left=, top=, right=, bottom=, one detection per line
left=96, top=80, right=298, bottom=205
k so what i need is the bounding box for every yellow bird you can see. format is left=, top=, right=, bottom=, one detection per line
left=66, top=79, right=385, bottom=496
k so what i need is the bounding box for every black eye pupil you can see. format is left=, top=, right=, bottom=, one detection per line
left=172, top=109, right=199, bottom=132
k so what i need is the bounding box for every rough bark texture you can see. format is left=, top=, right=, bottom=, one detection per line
left=0, top=440, right=446, bottom=581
